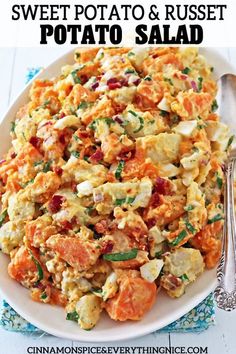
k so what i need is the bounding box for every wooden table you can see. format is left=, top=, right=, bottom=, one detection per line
left=0, top=47, right=236, bottom=354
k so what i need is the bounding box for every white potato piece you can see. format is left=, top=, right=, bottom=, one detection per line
left=76, top=294, right=102, bottom=330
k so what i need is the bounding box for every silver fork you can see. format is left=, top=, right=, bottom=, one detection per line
left=214, top=74, right=236, bottom=311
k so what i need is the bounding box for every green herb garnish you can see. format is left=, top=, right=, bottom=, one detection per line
left=33, top=160, right=43, bottom=167
left=216, top=172, right=223, bottom=189
left=71, top=69, right=82, bottom=84
left=71, top=151, right=80, bottom=158
left=78, top=102, right=88, bottom=110
left=10, top=121, right=16, bottom=133
left=66, top=311, right=79, bottom=322
left=40, top=292, right=47, bottom=300
left=207, top=214, right=224, bottom=224
left=170, top=229, right=188, bottom=247
left=115, top=160, right=125, bottom=180
left=164, top=77, right=173, bottom=86
left=0, top=209, right=8, bottom=227
left=198, top=77, right=203, bottom=91
left=115, top=196, right=135, bottom=206
left=211, top=99, right=218, bottom=112
left=125, top=68, right=136, bottom=75
left=182, top=67, right=191, bottom=75
left=103, top=248, right=138, bottom=262
left=155, top=251, right=163, bottom=258
left=185, top=221, right=196, bottom=234
left=159, top=110, right=169, bottom=117
left=43, top=160, right=52, bottom=173
left=128, top=52, right=135, bottom=57
left=226, top=135, right=235, bottom=151
left=144, top=76, right=152, bottom=81
left=180, top=274, right=189, bottom=282
left=184, top=205, right=194, bottom=211
left=29, top=250, right=44, bottom=284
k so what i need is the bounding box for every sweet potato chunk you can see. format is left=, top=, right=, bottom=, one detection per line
left=46, top=235, right=100, bottom=271
left=104, top=272, right=156, bottom=321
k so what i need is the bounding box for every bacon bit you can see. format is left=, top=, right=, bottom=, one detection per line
left=59, top=134, right=66, bottom=144
left=95, top=220, right=108, bottom=234
left=54, top=166, right=63, bottom=176
left=91, top=82, right=99, bottom=91
left=113, top=115, right=123, bottom=124
left=180, top=74, right=188, bottom=80
left=48, top=195, right=65, bottom=214
left=149, top=192, right=161, bottom=209
left=10, top=152, right=17, bottom=159
left=154, top=177, right=171, bottom=195
left=41, top=121, right=53, bottom=128
left=161, top=274, right=182, bottom=291
left=71, top=181, right=77, bottom=193
left=0, top=159, right=6, bottom=165
left=118, top=149, right=135, bottom=161
left=119, top=78, right=129, bottom=87
left=78, top=131, right=89, bottom=139
left=80, top=74, right=88, bottom=85
left=60, top=220, right=73, bottom=231
left=29, top=136, right=42, bottom=150
left=108, top=82, right=122, bottom=90
left=90, top=149, right=104, bottom=163
left=146, top=218, right=156, bottom=229
left=101, top=241, right=114, bottom=255
left=133, top=78, right=141, bottom=86
left=58, top=112, right=66, bottom=119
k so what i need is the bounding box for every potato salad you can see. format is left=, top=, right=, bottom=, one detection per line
left=0, top=47, right=233, bottom=330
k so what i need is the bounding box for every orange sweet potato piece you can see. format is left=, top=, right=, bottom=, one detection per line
left=46, top=235, right=101, bottom=271
left=104, top=272, right=156, bottom=321
left=25, top=216, right=57, bottom=248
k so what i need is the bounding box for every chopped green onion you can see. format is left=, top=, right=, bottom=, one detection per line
left=164, top=77, right=173, bottom=86
left=78, top=102, right=88, bottom=110
left=211, top=99, right=218, bottom=112
left=148, top=120, right=155, bottom=125
left=144, top=76, right=152, bottom=81
left=0, top=210, right=8, bottom=227
left=42, top=99, right=51, bottom=108
left=40, top=292, right=47, bottom=300
left=71, top=151, right=80, bottom=158
left=83, top=156, right=89, bottom=162
left=207, top=214, right=224, bottom=224
left=34, top=160, right=43, bottom=167
left=184, top=205, right=194, bottom=211
left=29, top=250, right=44, bottom=284
left=66, top=311, right=79, bottom=322
left=171, top=115, right=179, bottom=124
left=71, top=69, right=82, bottom=84
left=198, top=77, right=203, bottom=91
left=114, top=198, right=127, bottom=206
left=216, top=173, right=223, bottom=189
left=185, top=221, right=196, bottom=234
left=133, top=115, right=144, bottom=133
left=126, top=197, right=135, bottom=204
left=170, top=229, right=188, bottom=247
left=103, top=248, right=138, bottom=262
left=226, top=135, right=235, bottom=151
left=128, top=52, right=135, bottom=57
left=182, top=67, right=191, bottom=75
left=128, top=110, right=137, bottom=117
left=155, top=251, right=163, bottom=258
left=115, top=160, right=125, bottom=180
left=43, top=160, right=52, bottom=173
left=180, top=274, right=189, bottom=282
left=10, top=121, right=16, bottom=133
left=159, top=110, right=169, bottom=117
left=89, top=117, right=114, bottom=131
left=74, top=135, right=80, bottom=141
left=21, top=178, right=35, bottom=188
left=125, top=68, right=136, bottom=75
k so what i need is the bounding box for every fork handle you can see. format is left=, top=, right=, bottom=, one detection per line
left=214, top=158, right=236, bottom=311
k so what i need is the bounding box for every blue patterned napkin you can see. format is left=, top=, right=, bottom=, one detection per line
left=0, top=68, right=216, bottom=335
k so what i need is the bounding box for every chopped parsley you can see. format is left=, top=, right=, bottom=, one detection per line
left=115, top=160, right=125, bottom=180
left=198, top=77, right=203, bottom=91
left=43, top=160, right=52, bottom=173
left=71, top=151, right=80, bottom=158
left=103, top=248, right=138, bottom=262
left=144, top=76, right=152, bottom=81
left=182, top=67, right=191, bottom=75
left=185, top=221, right=196, bottom=234
left=211, top=99, right=218, bottom=112
left=78, top=102, right=88, bottom=110
left=159, top=110, right=169, bottom=117
left=0, top=209, right=8, bottom=227
left=115, top=196, right=135, bottom=206
left=184, top=205, right=194, bottom=211
left=170, top=229, right=188, bottom=247
left=207, top=214, right=224, bottom=224
left=226, top=135, right=235, bottom=151
left=66, top=311, right=79, bottom=322
left=216, top=172, right=223, bottom=189
left=10, top=121, right=16, bottom=133
left=180, top=274, right=189, bottom=282
left=29, top=250, right=44, bottom=284
left=128, top=52, right=135, bottom=57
